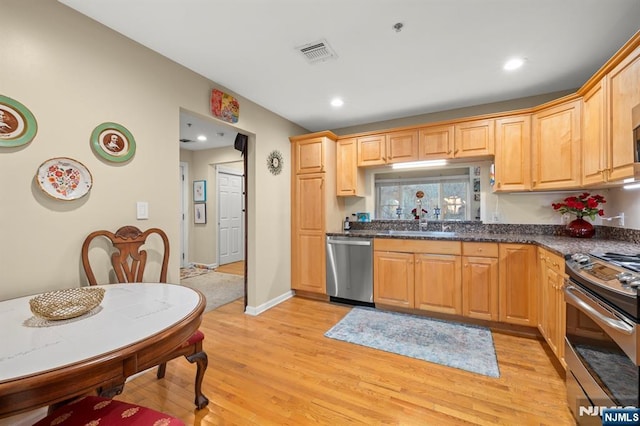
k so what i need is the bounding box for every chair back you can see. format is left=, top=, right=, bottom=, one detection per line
left=82, top=225, right=169, bottom=285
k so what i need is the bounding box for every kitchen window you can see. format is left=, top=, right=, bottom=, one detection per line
left=375, top=168, right=472, bottom=220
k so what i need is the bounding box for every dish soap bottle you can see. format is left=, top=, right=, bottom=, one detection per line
left=343, top=216, right=351, bottom=231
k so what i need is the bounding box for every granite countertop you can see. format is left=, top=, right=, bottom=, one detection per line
left=327, top=229, right=640, bottom=258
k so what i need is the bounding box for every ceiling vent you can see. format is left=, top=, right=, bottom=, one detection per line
left=296, top=39, right=338, bottom=64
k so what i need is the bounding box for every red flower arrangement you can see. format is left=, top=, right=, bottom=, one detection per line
left=551, top=193, right=605, bottom=220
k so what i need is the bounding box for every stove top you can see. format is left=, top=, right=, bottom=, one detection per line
left=566, top=252, right=638, bottom=322
left=591, top=252, right=640, bottom=273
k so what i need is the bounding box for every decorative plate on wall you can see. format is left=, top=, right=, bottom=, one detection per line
left=267, top=150, right=283, bottom=175
left=90, top=122, right=136, bottom=162
left=0, top=94, right=38, bottom=148
left=36, top=157, right=93, bottom=201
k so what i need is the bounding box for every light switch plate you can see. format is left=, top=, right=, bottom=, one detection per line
left=136, top=201, right=149, bottom=220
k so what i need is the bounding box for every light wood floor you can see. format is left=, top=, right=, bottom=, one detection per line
left=118, top=297, right=575, bottom=425
left=214, top=261, right=244, bottom=276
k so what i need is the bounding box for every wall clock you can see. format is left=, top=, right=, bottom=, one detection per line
left=267, top=150, right=283, bottom=175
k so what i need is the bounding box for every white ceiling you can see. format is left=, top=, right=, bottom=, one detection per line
left=60, top=0, right=640, bottom=149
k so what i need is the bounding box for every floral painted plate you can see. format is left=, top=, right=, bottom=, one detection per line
left=36, top=157, right=93, bottom=201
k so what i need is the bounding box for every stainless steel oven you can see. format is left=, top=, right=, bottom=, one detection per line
left=564, top=252, right=639, bottom=425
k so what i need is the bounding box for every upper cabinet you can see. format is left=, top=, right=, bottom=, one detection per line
left=386, top=130, right=419, bottom=164
left=607, top=44, right=640, bottom=182
left=531, top=99, right=582, bottom=190
left=294, top=136, right=325, bottom=174
left=357, top=134, right=386, bottom=167
left=494, top=115, right=531, bottom=192
left=582, top=80, right=607, bottom=186
left=336, top=138, right=364, bottom=197
left=454, top=119, right=495, bottom=158
left=418, top=124, right=455, bottom=159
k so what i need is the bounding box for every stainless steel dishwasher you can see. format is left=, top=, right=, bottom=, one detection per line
left=326, top=235, right=374, bottom=306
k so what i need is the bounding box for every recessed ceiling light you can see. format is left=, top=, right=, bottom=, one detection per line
left=504, top=58, right=525, bottom=71
left=330, top=98, right=344, bottom=107
left=197, top=135, right=207, bottom=141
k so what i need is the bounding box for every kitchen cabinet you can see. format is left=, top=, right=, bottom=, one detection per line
left=538, top=247, right=566, bottom=367
left=294, top=136, right=326, bottom=174
left=414, top=252, right=462, bottom=315
left=531, top=99, right=582, bottom=190
left=582, top=80, right=608, bottom=186
left=336, top=138, right=364, bottom=196
left=357, top=134, right=386, bottom=166
left=493, top=115, right=531, bottom=192
left=462, top=242, right=499, bottom=321
left=498, top=243, right=537, bottom=326
left=373, top=250, right=415, bottom=308
left=454, top=118, right=495, bottom=158
left=418, top=124, right=455, bottom=159
left=607, top=44, right=640, bottom=181
left=386, top=130, right=419, bottom=164
left=290, top=132, right=342, bottom=295
left=373, top=239, right=461, bottom=315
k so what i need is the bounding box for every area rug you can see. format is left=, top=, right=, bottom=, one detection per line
left=180, top=266, right=213, bottom=280
left=180, top=271, right=244, bottom=312
left=325, top=307, right=500, bottom=378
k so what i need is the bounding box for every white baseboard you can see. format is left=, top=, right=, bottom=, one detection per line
left=244, top=290, right=294, bottom=316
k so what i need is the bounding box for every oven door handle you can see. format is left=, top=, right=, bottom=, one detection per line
left=563, top=283, right=634, bottom=335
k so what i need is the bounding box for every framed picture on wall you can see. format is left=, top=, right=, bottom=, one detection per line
left=194, top=203, right=206, bottom=224
left=193, top=180, right=206, bottom=202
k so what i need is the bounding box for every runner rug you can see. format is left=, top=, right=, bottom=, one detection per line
left=325, top=307, right=500, bottom=377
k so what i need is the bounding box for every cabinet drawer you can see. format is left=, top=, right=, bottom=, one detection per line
left=374, top=238, right=461, bottom=255
left=462, top=242, right=498, bottom=258
left=543, top=250, right=565, bottom=274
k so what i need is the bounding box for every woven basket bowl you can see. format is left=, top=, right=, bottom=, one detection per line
left=29, top=287, right=105, bottom=320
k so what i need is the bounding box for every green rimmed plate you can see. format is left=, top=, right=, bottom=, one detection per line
left=0, top=95, right=38, bottom=148
left=91, top=122, right=136, bottom=162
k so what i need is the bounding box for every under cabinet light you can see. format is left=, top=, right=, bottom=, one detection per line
left=392, top=160, right=447, bottom=169
left=623, top=182, right=640, bottom=190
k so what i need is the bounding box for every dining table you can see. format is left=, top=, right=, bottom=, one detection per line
left=0, top=283, right=205, bottom=419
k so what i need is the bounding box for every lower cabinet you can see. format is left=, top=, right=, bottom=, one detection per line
left=373, top=240, right=539, bottom=329
left=538, top=247, right=567, bottom=367
left=462, top=243, right=499, bottom=321
left=373, top=239, right=461, bottom=313
left=498, top=244, right=537, bottom=326
left=373, top=250, right=414, bottom=309
left=415, top=253, right=462, bottom=315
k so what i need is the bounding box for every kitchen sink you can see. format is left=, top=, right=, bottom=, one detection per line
left=376, top=230, right=458, bottom=237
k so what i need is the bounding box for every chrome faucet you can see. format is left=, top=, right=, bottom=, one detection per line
left=441, top=224, right=451, bottom=232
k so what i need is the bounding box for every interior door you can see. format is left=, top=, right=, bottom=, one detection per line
left=218, top=167, right=244, bottom=265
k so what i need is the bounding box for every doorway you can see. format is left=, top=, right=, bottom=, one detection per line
left=216, top=165, right=244, bottom=266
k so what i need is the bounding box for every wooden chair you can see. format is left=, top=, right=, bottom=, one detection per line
left=81, top=225, right=209, bottom=410
left=34, top=395, right=185, bottom=426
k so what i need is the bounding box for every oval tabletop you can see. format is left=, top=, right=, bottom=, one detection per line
left=0, top=283, right=202, bottom=383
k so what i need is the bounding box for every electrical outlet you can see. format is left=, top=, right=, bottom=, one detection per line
left=136, top=201, right=149, bottom=220
left=492, top=212, right=500, bottom=223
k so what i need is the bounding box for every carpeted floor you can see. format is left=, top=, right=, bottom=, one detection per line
left=325, top=307, right=500, bottom=377
left=180, top=271, right=244, bottom=312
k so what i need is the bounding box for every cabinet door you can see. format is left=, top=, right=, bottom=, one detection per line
left=374, top=251, right=414, bottom=308
left=454, top=119, right=495, bottom=157
left=607, top=45, right=640, bottom=181
left=357, top=134, right=386, bottom=166
left=386, top=130, right=418, bottom=164
left=582, top=80, right=608, bottom=185
left=531, top=100, right=582, bottom=190
left=292, top=173, right=326, bottom=293
left=418, top=125, right=455, bottom=159
left=498, top=244, right=537, bottom=326
left=295, top=137, right=325, bottom=174
left=336, top=138, right=361, bottom=196
left=462, top=256, right=498, bottom=321
left=414, top=253, right=462, bottom=315
left=494, top=115, right=531, bottom=191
